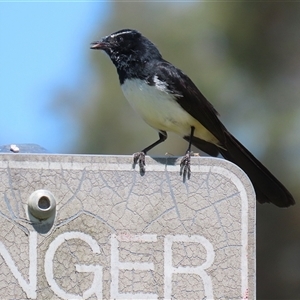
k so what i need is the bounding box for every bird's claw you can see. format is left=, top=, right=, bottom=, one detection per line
left=180, top=151, right=191, bottom=181
left=133, top=152, right=146, bottom=175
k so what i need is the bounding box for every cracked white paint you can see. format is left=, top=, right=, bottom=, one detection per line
left=0, top=154, right=256, bottom=299
left=44, top=231, right=102, bottom=299
left=164, top=235, right=215, bottom=299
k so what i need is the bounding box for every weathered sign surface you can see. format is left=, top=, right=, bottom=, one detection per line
left=0, top=154, right=255, bottom=299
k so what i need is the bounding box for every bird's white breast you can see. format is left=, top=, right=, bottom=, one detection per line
left=121, top=78, right=218, bottom=144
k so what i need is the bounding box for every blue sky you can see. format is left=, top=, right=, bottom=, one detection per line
left=0, top=1, right=109, bottom=153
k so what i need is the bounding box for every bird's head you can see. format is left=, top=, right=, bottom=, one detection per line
left=90, top=29, right=162, bottom=69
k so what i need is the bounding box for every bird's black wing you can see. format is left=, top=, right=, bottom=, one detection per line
left=150, top=60, right=227, bottom=146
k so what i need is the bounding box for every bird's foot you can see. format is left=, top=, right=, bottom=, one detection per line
left=180, top=151, right=191, bottom=181
left=133, top=152, right=146, bottom=175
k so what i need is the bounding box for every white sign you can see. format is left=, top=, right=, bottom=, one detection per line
left=0, top=155, right=255, bottom=299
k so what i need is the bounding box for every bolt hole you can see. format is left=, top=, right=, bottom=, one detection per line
left=38, top=196, right=50, bottom=210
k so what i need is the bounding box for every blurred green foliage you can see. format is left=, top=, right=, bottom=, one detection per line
left=60, top=2, right=300, bottom=298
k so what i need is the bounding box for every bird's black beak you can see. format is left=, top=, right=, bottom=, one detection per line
left=90, top=40, right=108, bottom=50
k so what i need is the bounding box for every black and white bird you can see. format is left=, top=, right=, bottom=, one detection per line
left=90, top=28, right=295, bottom=208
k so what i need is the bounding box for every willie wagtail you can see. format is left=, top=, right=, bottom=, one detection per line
left=90, top=28, right=295, bottom=208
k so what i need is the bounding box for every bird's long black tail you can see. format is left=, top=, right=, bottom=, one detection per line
left=190, top=131, right=295, bottom=207
left=214, top=131, right=295, bottom=207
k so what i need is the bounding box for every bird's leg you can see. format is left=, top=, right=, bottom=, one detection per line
left=180, top=126, right=195, bottom=180
left=133, top=131, right=167, bottom=175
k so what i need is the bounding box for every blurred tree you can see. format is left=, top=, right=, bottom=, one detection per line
left=58, top=2, right=300, bottom=298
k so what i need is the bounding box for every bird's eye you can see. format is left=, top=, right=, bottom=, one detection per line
left=117, top=36, right=123, bottom=43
